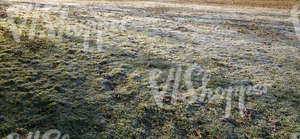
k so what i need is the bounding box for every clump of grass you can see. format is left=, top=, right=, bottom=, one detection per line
left=206, top=77, right=232, bottom=89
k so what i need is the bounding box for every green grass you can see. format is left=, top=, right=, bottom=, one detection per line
left=0, top=1, right=299, bottom=138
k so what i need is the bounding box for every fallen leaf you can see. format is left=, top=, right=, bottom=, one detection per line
left=269, top=119, right=281, bottom=126
left=196, top=130, right=201, bottom=137
left=274, top=93, right=282, bottom=99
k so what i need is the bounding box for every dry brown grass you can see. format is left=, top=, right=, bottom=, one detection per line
left=176, top=0, right=300, bottom=9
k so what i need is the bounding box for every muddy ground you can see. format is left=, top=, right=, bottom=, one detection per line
left=0, top=0, right=299, bottom=138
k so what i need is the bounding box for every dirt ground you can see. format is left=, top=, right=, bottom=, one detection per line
left=0, top=0, right=299, bottom=138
